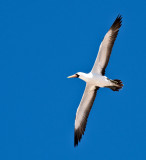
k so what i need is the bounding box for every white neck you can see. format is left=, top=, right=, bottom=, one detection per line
left=78, top=72, right=92, bottom=82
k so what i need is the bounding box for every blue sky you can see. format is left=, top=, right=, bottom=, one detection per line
left=0, top=0, right=146, bottom=159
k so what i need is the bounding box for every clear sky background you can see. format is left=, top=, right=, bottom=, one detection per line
left=0, top=0, right=146, bottom=159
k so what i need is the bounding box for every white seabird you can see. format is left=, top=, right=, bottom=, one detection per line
left=68, top=15, right=123, bottom=147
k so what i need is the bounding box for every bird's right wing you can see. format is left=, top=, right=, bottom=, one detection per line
left=74, top=84, right=99, bottom=147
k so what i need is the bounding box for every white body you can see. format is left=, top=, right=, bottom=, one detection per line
left=78, top=72, right=113, bottom=87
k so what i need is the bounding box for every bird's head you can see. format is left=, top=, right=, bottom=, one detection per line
left=67, top=72, right=88, bottom=81
left=67, top=72, right=80, bottom=79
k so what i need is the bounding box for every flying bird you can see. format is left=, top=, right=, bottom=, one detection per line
left=68, top=15, right=123, bottom=147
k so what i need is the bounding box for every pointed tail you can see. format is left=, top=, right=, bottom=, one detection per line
left=108, top=79, right=123, bottom=91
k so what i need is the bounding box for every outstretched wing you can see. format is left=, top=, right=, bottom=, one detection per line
left=91, top=15, right=122, bottom=75
left=74, top=84, right=99, bottom=147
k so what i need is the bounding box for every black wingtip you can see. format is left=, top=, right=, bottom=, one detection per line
left=74, top=134, right=78, bottom=147
left=117, top=14, right=122, bottom=19
left=109, top=14, right=122, bottom=39
left=74, top=128, right=82, bottom=147
left=114, top=14, right=122, bottom=27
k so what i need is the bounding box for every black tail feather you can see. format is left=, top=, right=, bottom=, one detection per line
left=107, top=79, right=123, bottom=91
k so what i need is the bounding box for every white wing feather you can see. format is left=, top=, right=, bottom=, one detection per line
left=91, top=16, right=122, bottom=75
left=74, top=84, right=99, bottom=146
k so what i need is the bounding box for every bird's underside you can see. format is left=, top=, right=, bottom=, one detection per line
left=68, top=15, right=123, bottom=147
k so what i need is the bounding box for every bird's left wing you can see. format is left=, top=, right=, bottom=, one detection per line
left=74, top=84, right=99, bottom=147
left=91, top=15, right=122, bottom=75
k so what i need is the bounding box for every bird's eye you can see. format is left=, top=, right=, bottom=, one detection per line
left=76, top=74, right=79, bottom=78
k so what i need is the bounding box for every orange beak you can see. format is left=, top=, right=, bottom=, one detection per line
left=67, top=74, right=77, bottom=78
